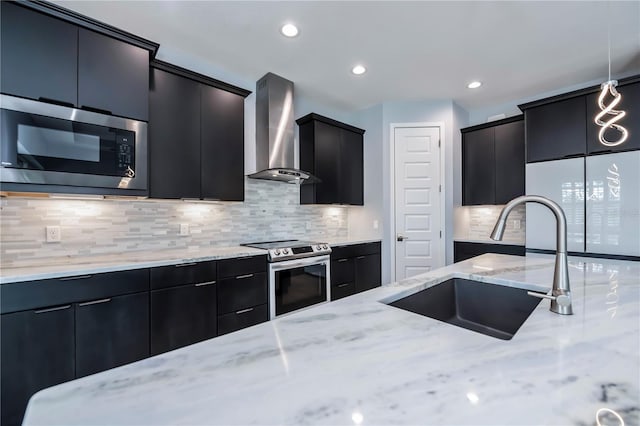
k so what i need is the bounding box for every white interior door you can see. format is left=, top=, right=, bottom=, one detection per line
left=394, top=126, right=442, bottom=280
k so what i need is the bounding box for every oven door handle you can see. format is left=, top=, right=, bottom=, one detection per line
left=269, top=255, right=330, bottom=272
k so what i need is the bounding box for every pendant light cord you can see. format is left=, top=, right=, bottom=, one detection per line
left=607, top=0, right=611, bottom=81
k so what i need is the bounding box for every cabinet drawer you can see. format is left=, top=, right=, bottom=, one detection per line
left=331, top=241, right=381, bottom=259
left=331, top=282, right=356, bottom=301
left=217, top=255, right=267, bottom=279
left=217, top=304, right=268, bottom=336
left=217, top=272, right=267, bottom=315
left=1, top=268, right=149, bottom=315
left=150, top=260, right=217, bottom=290
left=331, top=258, right=354, bottom=285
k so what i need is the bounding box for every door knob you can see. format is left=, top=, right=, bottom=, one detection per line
left=397, top=234, right=408, bottom=242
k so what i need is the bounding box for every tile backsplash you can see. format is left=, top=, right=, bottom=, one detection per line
left=454, top=205, right=526, bottom=244
left=0, top=178, right=348, bottom=267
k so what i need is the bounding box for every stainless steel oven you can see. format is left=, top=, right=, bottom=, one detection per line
left=242, top=240, right=332, bottom=318
left=0, top=94, right=147, bottom=191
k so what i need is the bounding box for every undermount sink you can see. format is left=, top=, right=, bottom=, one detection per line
left=386, top=278, right=542, bottom=340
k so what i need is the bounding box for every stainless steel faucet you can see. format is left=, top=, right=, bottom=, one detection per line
left=490, top=195, right=573, bottom=315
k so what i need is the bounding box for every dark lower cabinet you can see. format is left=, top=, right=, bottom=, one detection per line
left=454, top=241, right=525, bottom=263
left=150, top=283, right=217, bottom=355
left=1, top=305, right=75, bottom=426
left=355, top=253, right=382, bottom=293
left=218, top=304, right=269, bottom=336
left=330, top=242, right=382, bottom=301
left=75, top=292, right=150, bottom=378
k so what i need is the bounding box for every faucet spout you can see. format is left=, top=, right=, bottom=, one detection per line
left=490, top=195, right=572, bottom=315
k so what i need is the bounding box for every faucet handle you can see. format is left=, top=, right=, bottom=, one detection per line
left=527, top=291, right=571, bottom=307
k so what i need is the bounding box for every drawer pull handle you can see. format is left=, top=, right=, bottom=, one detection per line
left=356, top=256, right=366, bottom=260
left=337, top=259, right=349, bottom=263
left=337, top=283, right=350, bottom=288
left=175, top=262, right=197, bottom=268
left=236, top=307, right=254, bottom=314
left=236, top=273, right=254, bottom=280
left=35, top=305, right=71, bottom=314
left=59, top=275, right=92, bottom=281
left=195, top=280, right=216, bottom=287
left=78, top=298, right=111, bottom=307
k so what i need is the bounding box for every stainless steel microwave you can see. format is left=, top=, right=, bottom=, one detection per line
left=0, top=94, right=147, bottom=192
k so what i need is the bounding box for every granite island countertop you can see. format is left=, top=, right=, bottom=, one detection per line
left=23, top=253, right=640, bottom=425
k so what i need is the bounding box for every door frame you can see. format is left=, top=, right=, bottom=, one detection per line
left=389, top=122, right=446, bottom=282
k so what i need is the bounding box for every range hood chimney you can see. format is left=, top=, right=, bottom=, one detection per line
left=248, top=73, right=317, bottom=184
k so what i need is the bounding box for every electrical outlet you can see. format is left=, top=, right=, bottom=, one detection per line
left=513, top=219, right=521, bottom=230
left=179, top=223, right=190, bottom=236
left=45, top=226, right=61, bottom=243
left=373, top=220, right=379, bottom=230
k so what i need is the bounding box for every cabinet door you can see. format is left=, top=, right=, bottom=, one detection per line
left=314, top=121, right=342, bottom=204
left=355, top=253, right=381, bottom=293
left=149, top=68, right=201, bottom=199
left=494, top=120, right=525, bottom=204
left=78, top=28, right=149, bottom=120
left=525, top=158, right=585, bottom=252
left=217, top=273, right=267, bottom=315
left=75, top=292, right=149, bottom=378
left=200, top=85, right=245, bottom=201
left=0, top=2, right=77, bottom=106
left=331, top=258, right=356, bottom=301
left=340, top=129, right=364, bottom=205
left=586, top=81, right=640, bottom=154
left=1, top=306, right=75, bottom=426
left=586, top=151, right=640, bottom=256
left=150, top=283, right=216, bottom=355
left=526, top=96, right=586, bottom=162
left=462, top=127, right=495, bottom=205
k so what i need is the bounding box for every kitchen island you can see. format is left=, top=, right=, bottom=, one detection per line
left=23, top=254, right=639, bottom=425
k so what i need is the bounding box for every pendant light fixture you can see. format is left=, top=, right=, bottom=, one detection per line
left=594, top=2, right=628, bottom=147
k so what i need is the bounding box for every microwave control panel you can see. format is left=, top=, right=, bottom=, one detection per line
left=116, top=131, right=135, bottom=176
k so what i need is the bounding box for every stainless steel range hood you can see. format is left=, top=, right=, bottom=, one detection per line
left=248, top=73, right=318, bottom=184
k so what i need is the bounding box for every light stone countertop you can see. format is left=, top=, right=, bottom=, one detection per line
left=0, top=238, right=381, bottom=284
left=23, top=253, right=640, bottom=425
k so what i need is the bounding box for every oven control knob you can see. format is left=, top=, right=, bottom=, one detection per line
left=323, top=244, right=329, bottom=250
left=315, top=245, right=322, bottom=251
left=283, top=248, right=290, bottom=254
left=274, top=249, right=281, bottom=256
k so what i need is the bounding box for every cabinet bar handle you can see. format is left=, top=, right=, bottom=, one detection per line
left=175, top=262, right=197, bottom=268
left=236, top=307, right=254, bottom=314
left=236, top=273, right=254, bottom=280
left=337, top=259, right=349, bottom=263
left=78, top=298, right=111, bottom=307
left=35, top=305, right=71, bottom=314
left=356, top=256, right=366, bottom=260
left=59, top=275, right=92, bottom=281
left=194, top=280, right=216, bottom=287
left=337, top=283, right=350, bottom=288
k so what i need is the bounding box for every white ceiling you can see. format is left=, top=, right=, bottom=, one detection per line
left=54, top=1, right=640, bottom=114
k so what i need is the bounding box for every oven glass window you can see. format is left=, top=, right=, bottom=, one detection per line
left=275, top=263, right=327, bottom=316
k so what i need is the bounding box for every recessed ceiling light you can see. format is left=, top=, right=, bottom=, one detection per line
left=281, top=23, right=299, bottom=38
left=467, top=81, right=482, bottom=89
left=352, top=65, right=366, bottom=75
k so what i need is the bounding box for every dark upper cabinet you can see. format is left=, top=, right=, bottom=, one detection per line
left=150, top=283, right=217, bottom=355
left=586, top=81, right=640, bottom=154
left=201, top=85, right=245, bottom=201
left=149, top=68, right=201, bottom=199
left=1, top=306, right=75, bottom=426
left=0, top=2, right=78, bottom=107
left=1, top=3, right=152, bottom=121
left=148, top=61, right=249, bottom=201
left=494, top=120, right=525, bottom=204
left=462, top=126, right=495, bottom=205
left=525, top=96, right=586, bottom=162
left=297, top=113, right=365, bottom=205
left=341, top=129, right=364, bottom=205
left=78, top=28, right=149, bottom=120
left=462, top=117, right=525, bottom=206
left=75, top=292, right=150, bottom=378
